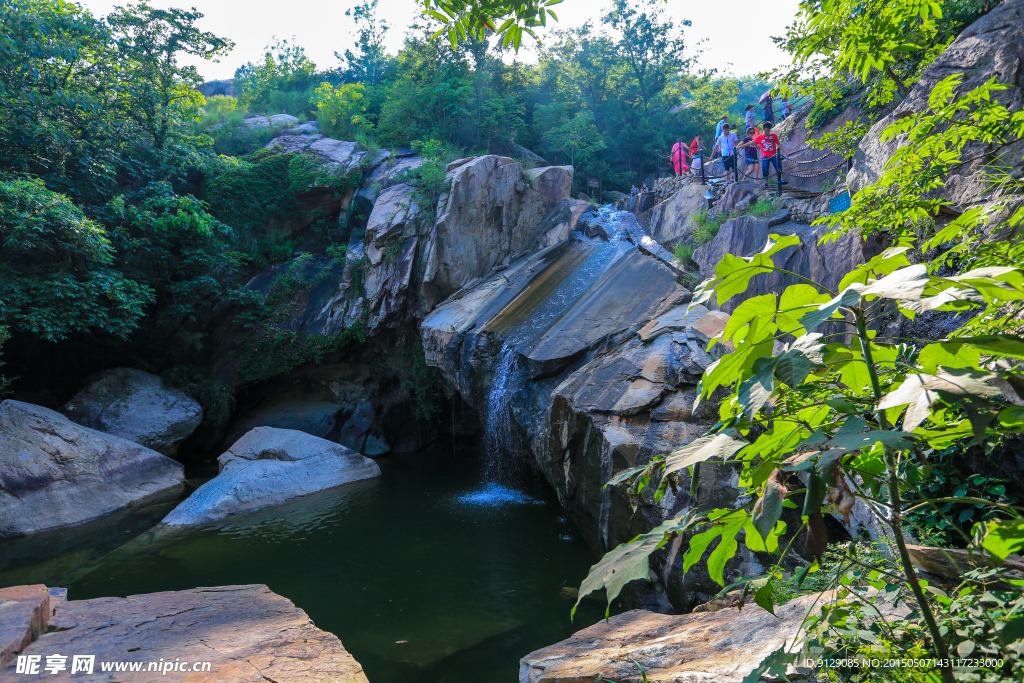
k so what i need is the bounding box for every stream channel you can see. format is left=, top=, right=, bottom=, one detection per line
left=0, top=443, right=610, bottom=682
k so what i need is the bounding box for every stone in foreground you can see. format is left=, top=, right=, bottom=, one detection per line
left=161, top=427, right=380, bottom=526
left=2, top=584, right=368, bottom=682
left=519, top=592, right=826, bottom=683
left=62, top=367, right=203, bottom=455
left=0, top=400, right=185, bottom=538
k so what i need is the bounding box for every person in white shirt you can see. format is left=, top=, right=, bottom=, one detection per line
left=712, top=124, right=739, bottom=180
left=744, top=104, right=755, bottom=132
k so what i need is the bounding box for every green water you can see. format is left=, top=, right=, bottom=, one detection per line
left=0, top=444, right=608, bottom=682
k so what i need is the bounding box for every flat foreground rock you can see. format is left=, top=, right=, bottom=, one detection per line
left=520, top=592, right=826, bottom=683
left=1, top=584, right=368, bottom=682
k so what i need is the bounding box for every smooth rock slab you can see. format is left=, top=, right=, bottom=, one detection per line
left=62, top=368, right=203, bottom=456
left=520, top=592, right=825, bottom=683
left=161, top=427, right=380, bottom=526
left=0, top=400, right=185, bottom=538
left=5, top=584, right=368, bottom=682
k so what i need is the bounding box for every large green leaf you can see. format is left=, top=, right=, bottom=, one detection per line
left=877, top=368, right=1000, bottom=431
left=738, top=356, right=778, bottom=417
left=800, top=287, right=861, bottom=333
left=711, top=234, right=802, bottom=306
left=663, top=430, right=748, bottom=477
left=751, top=471, right=787, bottom=542
left=573, top=514, right=698, bottom=618
left=980, top=518, right=1024, bottom=562
left=722, top=293, right=777, bottom=343
left=944, top=335, right=1024, bottom=361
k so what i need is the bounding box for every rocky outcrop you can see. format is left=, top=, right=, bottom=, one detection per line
left=421, top=209, right=763, bottom=609
left=0, top=400, right=184, bottom=538
left=243, top=114, right=299, bottom=129
left=198, top=79, right=238, bottom=99
left=0, top=584, right=50, bottom=669
left=716, top=181, right=759, bottom=215
left=161, top=427, right=380, bottom=526
left=645, top=181, right=706, bottom=246
left=420, top=156, right=573, bottom=309
left=693, top=212, right=883, bottom=313
left=363, top=183, right=422, bottom=329
left=848, top=0, right=1024, bottom=207
left=1, top=584, right=369, bottom=682
left=61, top=368, right=202, bottom=456
left=520, top=591, right=904, bottom=683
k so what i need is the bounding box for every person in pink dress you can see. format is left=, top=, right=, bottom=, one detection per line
left=671, top=139, right=690, bottom=175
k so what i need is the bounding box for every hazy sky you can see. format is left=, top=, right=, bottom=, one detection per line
left=76, top=0, right=800, bottom=81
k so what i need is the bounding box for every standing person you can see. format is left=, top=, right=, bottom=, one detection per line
left=741, top=126, right=760, bottom=179
left=744, top=104, right=756, bottom=133
left=712, top=123, right=739, bottom=181
left=689, top=134, right=704, bottom=175
left=738, top=120, right=784, bottom=185
left=764, top=93, right=775, bottom=124
left=782, top=99, right=791, bottom=119
left=715, top=115, right=728, bottom=140
left=670, top=138, right=690, bottom=175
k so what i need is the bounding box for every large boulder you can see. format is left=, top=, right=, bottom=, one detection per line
left=62, top=368, right=202, bottom=455
left=2, top=584, right=369, bottom=682
left=645, top=183, right=707, bottom=246
left=161, top=427, right=380, bottom=526
left=0, top=400, right=185, bottom=538
left=420, top=155, right=573, bottom=309
left=848, top=0, right=1024, bottom=207
left=693, top=213, right=882, bottom=314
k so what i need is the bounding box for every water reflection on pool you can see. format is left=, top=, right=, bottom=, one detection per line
left=0, top=442, right=609, bottom=683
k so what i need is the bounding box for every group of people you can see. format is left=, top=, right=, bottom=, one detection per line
left=629, top=183, right=650, bottom=196
left=669, top=101, right=789, bottom=185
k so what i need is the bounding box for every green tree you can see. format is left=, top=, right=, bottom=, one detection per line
left=541, top=109, right=606, bottom=168
left=314, top=83, right=373, bottom=139
left=337, top=0, right=392, bottom=86
left=0, top=177, right=153, bottom=341
left=236, top=37, right=318, bottom=112
left=107, top=2, right=233, bottom=150
left=601, top=0, right=690, bottom=113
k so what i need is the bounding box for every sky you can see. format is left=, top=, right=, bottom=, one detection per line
left=76, top=0, right=800, bottom=81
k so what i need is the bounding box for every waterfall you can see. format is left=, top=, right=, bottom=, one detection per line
left=482, top=344, right=526, bottom=486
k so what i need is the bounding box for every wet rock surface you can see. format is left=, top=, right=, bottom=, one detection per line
left=0, top=400, right=185, bottom=539
left=161, top=427, right=380, bottom=526
left=61, top=368, right=202, bottom=456
left=1, top=584, right=368, bottom=682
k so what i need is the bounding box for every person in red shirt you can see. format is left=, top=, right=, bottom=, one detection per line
left=689, top=135, right=704, bottom=173
left=738, top=121, right=785, bottom=183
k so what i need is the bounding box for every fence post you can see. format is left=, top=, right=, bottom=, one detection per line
left=700, top=153, right=706, bottom=185
left=733, top=149, right=739, bottom=183
left=776, top=155, right=783, bottom=195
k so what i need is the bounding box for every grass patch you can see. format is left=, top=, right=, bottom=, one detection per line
left=691, top=208, right=729, bottom=246
left=747, top=198, right=780, bottom=217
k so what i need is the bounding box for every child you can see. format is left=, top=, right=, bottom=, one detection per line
left=741, top=126, right=759, bottom=179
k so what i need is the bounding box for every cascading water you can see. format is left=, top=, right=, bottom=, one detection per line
left=467, top=206, right=644, bottom=502
left=482, top=344, right=525, bottom=486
